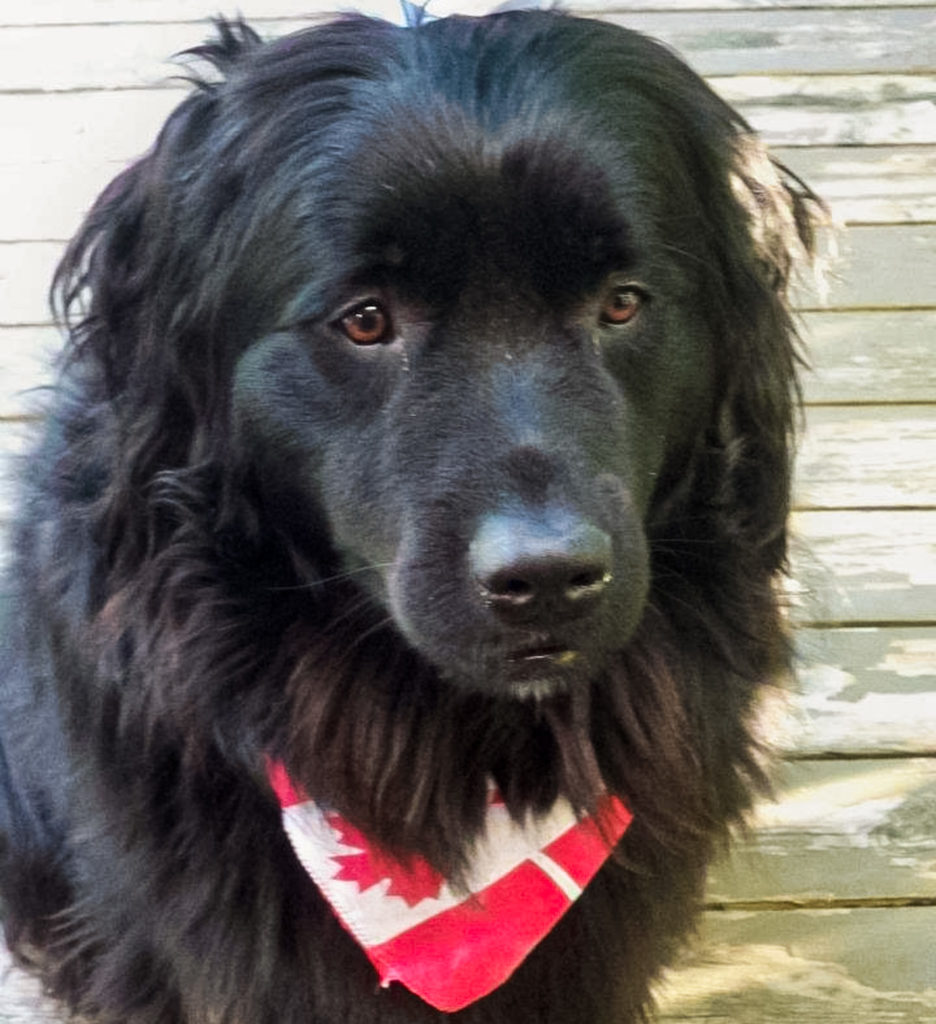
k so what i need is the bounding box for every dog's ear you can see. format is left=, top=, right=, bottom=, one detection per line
left=730, top=136, right=823, bottom=302
left=47, top=19, right=297, bottom=580
left=51, top=19, right=268, bottom=391
left=709, top=137, right=826, bottom=572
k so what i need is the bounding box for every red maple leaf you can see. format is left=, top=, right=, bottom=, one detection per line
left=326, top=814, right=445, bottom=908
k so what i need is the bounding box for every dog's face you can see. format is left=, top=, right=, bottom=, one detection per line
left=68, top=12, right=806, bottom=717
left=228, top=20, right=733, bottom=701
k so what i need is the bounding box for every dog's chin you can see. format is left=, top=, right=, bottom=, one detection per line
left=505, top=675, right=570, bottom=703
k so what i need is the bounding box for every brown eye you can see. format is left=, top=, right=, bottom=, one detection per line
left=339, top=302, right=392, bottom=345
left=600, top=287, right=644, bottom=326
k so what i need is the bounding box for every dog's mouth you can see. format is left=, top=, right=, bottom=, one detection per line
left=508, top=643, right=577, bottom=666
left=503, top=642, right=582, bottom=701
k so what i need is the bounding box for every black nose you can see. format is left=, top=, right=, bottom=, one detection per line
left=470, top=509, right=613, bottom=626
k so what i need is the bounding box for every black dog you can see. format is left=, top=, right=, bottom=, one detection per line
left=0, top=11, right=819, bottom=1023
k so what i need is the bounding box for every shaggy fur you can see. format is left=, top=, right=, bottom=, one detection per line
left=0, top=11, right=819, bottom=1023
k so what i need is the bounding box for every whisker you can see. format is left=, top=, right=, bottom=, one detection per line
left=266, top=562, right=395, bottom=592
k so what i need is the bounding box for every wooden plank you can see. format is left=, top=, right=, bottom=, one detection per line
left=713, top=75, right=936, bottom=147
left=0, top=327, right=55, bottom=418
left=657, top=907, right=936, bottom=1022
left=0, top=0, right=477, bottom=29
left=12, top=146, right=932, bottom=241
left=1, top=82, right=933, bottom=196
left=801, top=224, right=936, bottom=310
left=774, top=145, right=936, bottom=226
left=2, top=74, right=936, bottom=163
left=3, top=317, right=932, bottom=417
left=787, top=627, right=936, bottom=758
left=0, top=242, right=62, bottom=327
left=17, top=152, right=933, bottom=247
left=795, top=406, right=936, bottom=510
left=0, top=424, right=39, bottom=522
left=3, top=228, right=934, bottom=328
left=802, top=311, right=936, bottom=405
left=708, top=759, right=936, bottom=901
left=1, top=314, right=933, bottom=415
left=10, top=143, right=933, bottom=245
left=602, top=9, right=936, bottom=77
left=4, top=0, right=936, bottom=27
left=0, top=162, right=124, bottom=242
left=0, top=91, right=181, bottom=163
left=0, top=947, right=59, bottom=1024
left=590, top=0, right=936, bottom=9
left=0, top=20, right=308, bottom=93
left=0, top=22, right=212, bottom=94
left=790, top=510, right=936, bottom=626
left=3, top=10, right=935, bottom=92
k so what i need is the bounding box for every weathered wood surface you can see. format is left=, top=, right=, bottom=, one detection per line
left=4, top=0, right=935, bottom=25
left=656, top=907, right=936, bottom=1022
left=0, top=950, right=59, bottom=1024
left=775, top=146, right=936, bottom=226
left=3, top=77, right=935, bottom=165
left=801, top=311, right=936, bottom=404
left=3, top=8, right=936, bottom=92
left=605, top=9, right=936, bottom=76
left=656, top=757, right=936, bottom=1020
left=791, top=510, right=936, bottom=625
left=4, top=225, right=933, bottom=327
left=1, top=0, right=934, bottom=1021
left=791, top=628, right=936, bottom=757
left=795, top=406, right=936, bottom=509
left=707, top=757, right=936, bottom=902
left=717, top=74, right=936, bottom=146
left=5, top=146, right=934, bottom=248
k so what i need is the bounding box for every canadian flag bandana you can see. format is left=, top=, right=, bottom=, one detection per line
left=268, top=761, right=632, bottom=1012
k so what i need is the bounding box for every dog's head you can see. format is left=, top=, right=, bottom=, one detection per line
left=54, top=11, right=819, bottom=856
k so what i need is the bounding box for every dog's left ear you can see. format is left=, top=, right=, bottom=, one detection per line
left=709, top=135, right=827, bottom=572
left=730, top=136, right=824, bottom=300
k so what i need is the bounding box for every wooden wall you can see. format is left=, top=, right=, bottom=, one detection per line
left=0, top=1, right=934, bottom=1020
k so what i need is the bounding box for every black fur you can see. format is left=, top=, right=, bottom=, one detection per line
left=0, top=12, right=820, bottom=1023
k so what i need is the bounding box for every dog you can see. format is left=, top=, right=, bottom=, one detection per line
left=0, top=10, right=819, bottom=1023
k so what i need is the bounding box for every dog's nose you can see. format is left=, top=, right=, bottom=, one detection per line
left=470, top=509, right=612, bottom=625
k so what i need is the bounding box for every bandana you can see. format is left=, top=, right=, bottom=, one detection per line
left=268, top=761, right=632, bottom=1012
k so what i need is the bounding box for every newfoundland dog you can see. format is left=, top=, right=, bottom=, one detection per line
left=0, top=10, right=819, bottom=1023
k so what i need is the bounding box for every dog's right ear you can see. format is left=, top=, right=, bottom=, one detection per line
left=46, top=22, right=271, bottom=581
left=50, top=18, right=264, bottom=399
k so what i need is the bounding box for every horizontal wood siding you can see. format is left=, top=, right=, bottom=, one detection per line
left=0, top=2, right=934, bottom=1021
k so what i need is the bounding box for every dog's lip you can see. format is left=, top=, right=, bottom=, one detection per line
left=490, top=637, right=587, bottom=700
left=507, top=643, right=579, bottom=666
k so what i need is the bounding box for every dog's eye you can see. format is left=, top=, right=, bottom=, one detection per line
left=600, top=287, right=644, bottom=326
left=338, top=302, right=393, bottom=345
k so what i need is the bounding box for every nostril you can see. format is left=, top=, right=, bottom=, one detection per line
left=566, top=567, right=612, bottom=600
left=569, top=568, right=607, bottom=591
left=484, top=573, right=536, bottom=605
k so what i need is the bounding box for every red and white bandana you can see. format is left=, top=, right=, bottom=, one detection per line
left=268, top=761, right=632, bottom=1012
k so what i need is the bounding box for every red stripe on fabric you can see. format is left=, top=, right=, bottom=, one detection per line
left=266, top=759, right=307, bottom=808
left=543, top=795, right=632, bottom=888
left=366, top=860, right=571, bottom=1012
